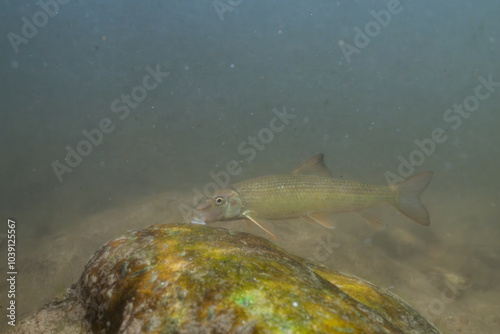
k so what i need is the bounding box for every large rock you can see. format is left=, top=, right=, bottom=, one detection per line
left=13, top=224, right=440, bottom=333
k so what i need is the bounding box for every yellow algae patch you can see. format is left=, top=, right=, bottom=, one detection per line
left=13, top=224, right=441, bottom=334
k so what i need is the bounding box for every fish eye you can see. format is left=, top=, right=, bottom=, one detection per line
left=214, top=196, right=225, bottom=206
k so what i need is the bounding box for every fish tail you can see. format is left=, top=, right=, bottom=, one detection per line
left=394, top=171, right=433, bottom=226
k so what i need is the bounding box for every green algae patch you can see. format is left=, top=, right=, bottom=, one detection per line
left=310, top=264, right=440, bottom=334
left=12, top=223, right=440, bottom=334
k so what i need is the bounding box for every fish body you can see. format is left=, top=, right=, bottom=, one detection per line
left=191, top=154, right=433, bottom=240
left=232, top=173, right=394, bottom=219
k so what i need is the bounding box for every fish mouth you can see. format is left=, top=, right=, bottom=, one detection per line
left=190, top=210, right=207, bottom=225
left=190, top=217, right=207, bottom=225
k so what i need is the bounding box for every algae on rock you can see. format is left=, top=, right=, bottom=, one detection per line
left=13, top=223, right=440, bottom=334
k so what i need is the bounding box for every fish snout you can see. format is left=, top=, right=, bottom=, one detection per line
left=190, top=210, right=208, bottom=225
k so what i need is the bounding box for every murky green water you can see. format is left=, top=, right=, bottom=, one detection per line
left=1, top=1, right=499, bottom=333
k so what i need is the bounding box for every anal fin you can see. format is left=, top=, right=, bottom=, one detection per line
left=304, top=213, right=336, bottom=229
left=358, top=209, right=386, bottom=230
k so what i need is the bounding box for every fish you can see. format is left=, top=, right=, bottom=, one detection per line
left=191, top=154, right=433, bottom=240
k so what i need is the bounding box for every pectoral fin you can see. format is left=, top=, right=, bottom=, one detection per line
left=243, top=213, right=277, bottom=241
left=304, top=213, right=336, bottom=229
left=358, top=209, right=386, bottom=230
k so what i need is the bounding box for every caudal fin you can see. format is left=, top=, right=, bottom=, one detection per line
left=394, top=171, right=433, bottom=226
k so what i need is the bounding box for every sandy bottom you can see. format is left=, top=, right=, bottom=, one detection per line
left=1, top=190, right=499, bottom=333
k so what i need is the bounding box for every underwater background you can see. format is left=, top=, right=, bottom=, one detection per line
left=1, top=0, right=499, bottom=332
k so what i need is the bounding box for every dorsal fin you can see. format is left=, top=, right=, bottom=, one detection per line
left=290, top=154, right=333, bottom=178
